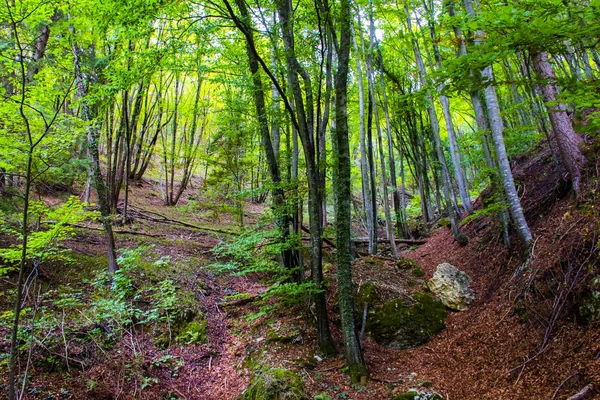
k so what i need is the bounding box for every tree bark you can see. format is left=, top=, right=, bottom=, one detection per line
left=72, top=42, right=119, bottom=275
left=352, top=21, right=376, bottom=254
left=531, top=51, right=585, bottom=197
left=334, top=0, right=369, bottom=383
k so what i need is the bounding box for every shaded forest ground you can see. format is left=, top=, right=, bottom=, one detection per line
left=1, top=143, right=600, bottom=399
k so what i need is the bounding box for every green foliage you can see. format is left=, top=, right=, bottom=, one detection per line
left=0, top=197, right=93, bottom=275
left=211, top=220, right=310, bottom=319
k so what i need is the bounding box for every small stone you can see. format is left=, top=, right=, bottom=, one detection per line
left=427, top=263, right=475, bottom=311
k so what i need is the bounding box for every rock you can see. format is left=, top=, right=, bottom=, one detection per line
left=366, top=292, right=447, bottom=349
left=241, top=367, right=307, bottom=400
left=427, top=263, right=474, bottom=311
left=394, top=389, right=444, bottom=400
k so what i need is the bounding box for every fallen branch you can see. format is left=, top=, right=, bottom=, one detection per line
left=68, top=224, right=165, bottom=238
left=567, top=384, right=594, bottom=400
left=551, top=372, right=581, bottom=400
left=353, top=238, right=426, bottom=245
left=220, top=295, right=260, bottom=307
left=301, top=225, right=336, bottom=248
left=124, top=206, right=238, bottom=235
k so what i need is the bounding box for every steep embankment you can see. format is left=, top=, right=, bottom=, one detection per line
left=234, top=142, right=600, bottom=399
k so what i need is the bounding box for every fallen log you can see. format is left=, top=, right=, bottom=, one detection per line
left=58, top=223, right=166, bottom=238
left=123, top=206, right=238, bottom=235
left=301, top=225, right=337, bottom=248
left=352, top=238, right=426, bottom=245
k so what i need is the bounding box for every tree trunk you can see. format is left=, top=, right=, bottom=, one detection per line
left=352, top=21, right=376, bottom=254
left=531, top=51, right=585, bottom=197
left=334, top=0, right=369, bottom=383
left=72, top=42, right=119, bottom=275
left=463, top=0, right=533, bottom=255
left=407, top=6, right=464, bottom=243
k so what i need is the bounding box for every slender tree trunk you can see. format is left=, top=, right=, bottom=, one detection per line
left=531, top=51, right=585, bottom=197
left=447, top=0, right=510, bottom=245
left=463, top=0, right=533, bottom=254
left=276, top=0, right=335, bottom=354
left=72, top=43, right=119, bottom=275
left=424, top=0, right=472, bottom=214
left=352, top=21, right=376, bottom=254
left=362, top=11, right=398, bottom=257
left=334, top=0, right=368, bottom=383
left=407, top=6, right=464, bottom=243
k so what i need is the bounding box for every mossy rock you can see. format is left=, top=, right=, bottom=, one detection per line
left=394, top=389, right=443, bottom=400
left=240, top=367, right=307, bottom=400
left=266, top=325, right=302, bottom=345
left=366, top=292, right=447, bottom=349
left=355, top=282, right=380, bottom=309
left=397, top=258, right=419, bottom=271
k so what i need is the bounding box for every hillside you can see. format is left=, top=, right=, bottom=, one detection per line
left=1, top=144, right=599, bottom=399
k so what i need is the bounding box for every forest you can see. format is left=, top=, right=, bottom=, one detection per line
left=1, top=0, right=600, bottom=398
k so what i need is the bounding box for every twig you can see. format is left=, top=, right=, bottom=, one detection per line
left=125, top=206, right=238, bottom=235
left=68, top=223, right=166, bottom=238
left=551, top=372, right=580, bottom=400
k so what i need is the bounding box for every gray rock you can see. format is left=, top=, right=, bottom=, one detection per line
left=427, top=263, right=474, bottom=311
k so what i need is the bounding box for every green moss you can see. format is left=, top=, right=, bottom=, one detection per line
left=68, top=253, right=109, bottom=281
left=514, top=301, right=528, bottom=324
left=266, top=324, right=301, bottom=345
left=367, top=292, right=447, bottom=349
left=397, top=258, right=419, bottom=271
left=363, top=256, right=385, bottom=267
left=412, top=266, right=425, bottom=278
left=438, top=218, right=450, bottom=228
left=355, top=282, right=380, bottom=309
left=241, top=367, right=307, bottom=400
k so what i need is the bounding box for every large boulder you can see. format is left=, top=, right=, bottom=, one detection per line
left=427, top=263, right=474, bottom=311
left=364, top=292, right=447, bottom=349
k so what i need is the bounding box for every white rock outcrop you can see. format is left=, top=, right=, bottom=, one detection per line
left=427, top=263, right=474, bottom=311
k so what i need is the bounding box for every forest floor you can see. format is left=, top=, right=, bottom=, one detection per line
left=1, top=143, right=600, bottom=399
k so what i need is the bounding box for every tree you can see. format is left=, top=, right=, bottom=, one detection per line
left=333, top=0, right=369, bottom=383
